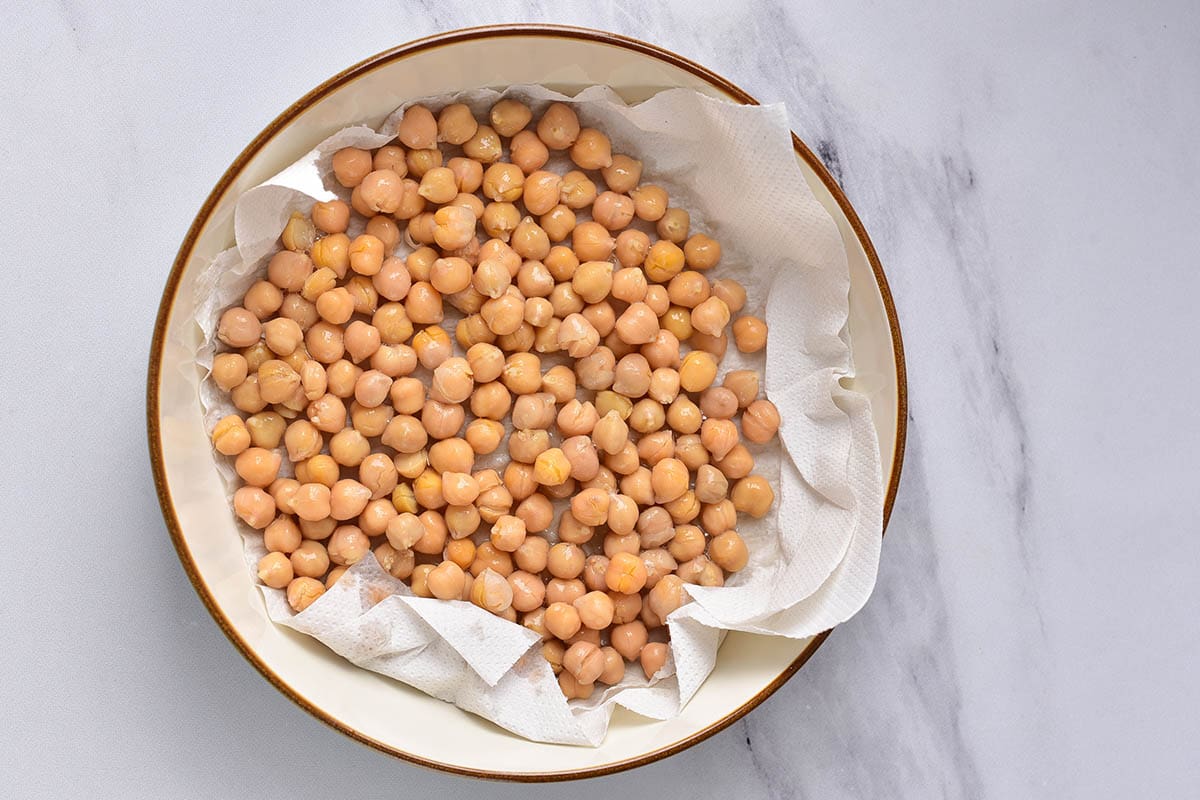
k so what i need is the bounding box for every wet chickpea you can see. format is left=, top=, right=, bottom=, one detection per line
left=731, top=474, right=775, bottom=519
left=445, top=538, right=477, bottom=571
left=524, top=297, right=554, bottom=328
left=503, top=127, right=546, bottom=172
left=641, top=548, right=679, bottom=589
left=515, top=492, right=554, bottom=534
left=234, top=446, right=281, bottom=488
left=212, top=353, right=249, bottom=392
left=508, top=427, right=550, bottom=464
left=707, top=529, right=748, bottom=572
left=342, top=321, right=381, bottom=363
left=627, top=183, right=666, bottom=221
left=397, top=105, right=437, bottom=149
left=332, top=147, right=372, bottom=188
left=619, top=465, right=654, bottom=505
left=700, top=418, right=740, bottom=461
left=230, top=374, right=266, bottom=414
left=349, top=401, right=393, bottom=438
left=500, top=352, right=541, bottom=395
left=675, top=351, right=716, bottom=394
left=360, top=497, right=398, bottom=536
left=573, top=591, right=616, bottom=633
left=628, top=399, right=664, bottom=434
left=605, top=551, right=647, bottom=594
left=640, top=642, right=669, bottom=680
left=714, top=441, right=754, bottom=480
left=444, top=503, right=481, bottom=538
left=742, top=398, right=781, bottom=443
left=366, top=213, right=402, bottom=252
left=459, top=124, right=500, bottom=164
left=540, top=246, right=576, bottom=282
left=244, top=280, right=283, bottom=321
left=497, top=322, right=535, bottom=352
left=407, top=563, right=435, bottom=597
left=470, top=568, right=513, bottom=614
left=531, top=448, right=569, bottom=487
left=510, top=217, right=550, bottom=260
left=666, top=271, right=708, bottom=310
left=411, top=509, right=449, bottom=555
left=328, top=479, right=371, bottom=521
left=716, top=371, right=757, bottom=411
left=568, top=127, right=612, bottom=170
left=383, top=512, right=421, bottom=552
left=545, top=601, right=582, bottom=641
left=287, top=577, right=326, bottom=612
left=366, top=145, right=403, bottom=176
left=211, top=415, right=250, bottom=457
left=290, top=539, right=330, bottom=579
left=538, top=204, right=575, bottom=242
left=457, top=314, right=496, bottom=348
left=393, top=451, right=428, bottom=482
left=523, top=171, right=563, bottom=216
left=642, top=241, right=684, bottom=285
left=233, top=488, right=276, bottom=533
left=612, top=353, right=651, bottom=398
left=428, top=438, right=474, bottom=475
left=425, top=560, right=465, bottom=601
left=611, top=620, right=648, bottom=661
left=472, top=257, right=512, bottom=299
left=502, top=570, right=542, bottom=613
left=481, top=201, right=520, bottom=242
left=299, top=515, right=336, bottom=541
left=663, top=525, right=702, bottom=563
left=592, top=191, right=634, bottom=231
left=729, top=314, right=768, bottom=353
left=308, top=202, right=349, bottom=239
left=412, top=326, right=452, bottom=369
left=550, top=312, right=594, bottom=358
left=217, top=307, right=261, bottom=348
left=324, top=524, right=368, bottom=567
left=406, top=147, right=443, bottom=180
left=480, top=290, right=525, bottom=336
left=554, top=399, right=597, bottom=438
left=563, top=641, right=606, bottom=686
left=464, top=418, right=504, bottom=456
left=350, top=368, right=390, bottom=408
left=571, top=222, right=614, bottom=262
left=503, top=462, right=538, bottom=502
left=436, top=103, right=477, bottom=145
left=262, top=514, right=302, bottom=554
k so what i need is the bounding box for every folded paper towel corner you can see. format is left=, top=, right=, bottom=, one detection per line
left=191, top=84, right=884, bottom=746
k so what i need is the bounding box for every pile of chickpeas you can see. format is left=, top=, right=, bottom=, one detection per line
left=210, top=98, right=781, bottom=700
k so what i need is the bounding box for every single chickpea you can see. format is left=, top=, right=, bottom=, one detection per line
left=543, top=602, right=581, bottom=642
left=510, top=217, right=550, bottom=260
left=558, top=511, right=596, bottom=545
left=603, top=441, right=639, bottom=478
left=665, top=397, right=701, bottom=436
left=426, top=356, right=472, bottom=405
left=635, top=507, right=674, bottom=550
left=666, top=271, right=709, bottom=309
left=582, top=466, right=618, bottom=493
left=457, top=314, right=496, bottom=348
left=430, top=205, right=475, bottom=252
left=524, top=297, right=554, bottom=327
left=742, top=398, right=782, bottom=443
left=309, top=202, right=349, bottom=238
left=697, top=387, right=736, bottom=421
left=462, top=124, right=501, bottom=163
left=212, top=353, right=248, bottom=393
left=534, top=319, right=562, bottom=353
left=352, top=369, right=392, bottom=409
left=243, top=280, right=283, bottom=321
left=393, top=451, right=428, bottom=481
left=515, top=492, right=554, bottom=534
left=233, top=486, right=275, bottom=529
left=573, top=592, right=615, bottom=632
left=346, top=234, right=384, bottom=278
left=290, top=539, right=330, bottom=579
left=683, top=232, right=722, bottom=270
left=509, top=428, right=551, bottom=464
left=325, top=428, right=367, bottom=467
left=709, top=530, right=749, bottom=573
left=370, top=145, right=406, bottom=176
left=472, top=257, right=512, bottom=299
left=444, top=503, right=481, bottom=539
left=343, top=321, right=382, bottom=363
left=677, top=351, right=717, bottom=394
left=566, top=487, right=608, bottom=528
left=642, top=242, right=684, bottom=285
left=664, top=525, right=703, bottom=564
left=641, top=548, right=679, bottom=589
left=562, top=641, right=606, bottom=686
left=356, top=169, right=404, bottom=215
left=610, top=620, right=648, bottom=661
left=504, top=570, right=544, bottom=613
left=359, top=497, right=398, bottom=537
left=508, top=128, right=548, bottom=172
left=535, top=102, right=579, bottom=149
left=481, top=290, right=526, bottom=336
left=665, top=490, right=701, bottom=525
left=497, top=321, right=535, bottom=353
left=402, top=282, right=441, bottom=326
left=629, top=183, right=668, bottom=221
left=556, top=436, right=597, bottom=482
left=489, top=514, right=527, bottom=553
left=385, top=376, right=423, bottom=415
left=364, top=216, right=401, bottom=254
left=412, top=326, right=453, bottom=369
left=326, top=524, right=369, bottom=566
left=382, top=512, right=421, bottom=551
left=601, top=154, right=642, bottom=193
left=580, top=554, right=608, bottom=591
left=533, top=448, right=572, bottom=487
left=612, top=353, right=652, bottom=398
left=640, top=642, right=670, bottom=680
left=502, top=352, right=543, bottom=395
left=619, top=467, right=654, bottom=506
left=690, top=329, right=729, bottom=359
left=700, top=418, right=740, bottom=462
left=700, top=497, right=737, bottom=534
left=468, top=381, right=511, bottom=421
left=690, top=296, right=731, bottom=338
left=542, top=246, right=577, bottom=283
left=211, top=415, right=250, bottom=456
left=234, top=446, right=281, bottom=488
left=732, top=315, right=769, bottom=353
left=465, top=419, right=504, bottom=455
left=693, top=463, right=729, bottom=505
left=439, top=467, right=479, bottom=505
left=591, top=411, right=629, bottom=456
left=332, top=147, right=372, bottom=188
left=470, top=568, right=514, bottom=614
left=287, top=577, right=326, bottom=612
left=422, top=398, right=465, bottom=439
left=380, top=414, right=427, bottom=454
left=571, top=223, right=615, bottom=262
left=557, top=399, right=599, bottom=437
left=656, top=207, right=690, bottom=243
left=329, top=479, right=371, bottom=521
left=412, top=509, right=449, bottom=555
left=310, top=235, right=351, bottom=279
left=644, top=368, right=680, bottom=405
left=409, top=564, right=436, bottom=597
left=480, top=162, right=525, bottom=203
left=437, top=103, right=477, bottom=144
left=263, top=515, right=302, bottom=554
left=605, top=552, right=648, bottom=594
left=540, top=204, right=577, bottom=242
left=569, top=128, right=612, bottom=169
left=503, top=462, right=538, bottom=502
left=217, top=307, right=261, bottom=348
left=397, top=104, right=437, bottom=149
left=446, top=538, right=477, bottom=571
left=300, top=516, right=337, bottom=541
left=424, top=560, right=465, bottom=601
left=350, top=401, right=393, bottom=439
left=592, top=191, right=638, bottom=231
left=731, top=475, right=775, bottom=519
left=482, top=201, right=520, bottom=242
left=485, top=98, right=530, bottom=137
left=230, top=374, right=267, bottom=414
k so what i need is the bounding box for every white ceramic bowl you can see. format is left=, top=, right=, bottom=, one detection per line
left=147, top=25, right=906, bottom=781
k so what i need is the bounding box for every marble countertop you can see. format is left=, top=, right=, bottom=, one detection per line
left=3, top=2, right=1197, bottom=797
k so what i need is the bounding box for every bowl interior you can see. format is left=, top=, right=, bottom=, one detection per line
left=152, top=30, right=901, bottom=779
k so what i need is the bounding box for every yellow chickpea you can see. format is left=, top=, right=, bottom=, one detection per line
left=211, top=415, right=251, bottom=456
left=412, top=326, right=453, bottom=369
left=569, top=127, right=612, bottom=170
left=677, top=351, right=717, bottom=394
left=592, top=191, right=635, bottom=231
left=732, top=315, right=769, bottom=353
left=404, top=282, right=443, bottom=326
left=656, top=208, right=690, bottom=243
left=731, top=474, right=775, bottom=518
left=571, top=222, right=614, bottom=263
left=643, top=240, right=685, bottom=283
left=536, top=102, right=580, bottom=150
left=437, top=103, right=478, bottom=145
left=502, top=352, right=543, bottom=395
left=287, top=577, right=326, bottom=612
left=397, top=104, right=437, bottom=149
left=332, top=147, right=372, bottom=188
left=742, top=399, right=782, bottom=443
left=463, top=124, right=503, bottom=163
left=446, top=157, right=484, bottom=194
left=421, top=398, right=464, bottom=439
left=612, top=353, right=652, bottom=398
left=482, top=201, right=520, bottom=242
left=629, top=183, right=668, bottom=221
left=310, top=202, right=350, bottom=237
left=470, top=568, right=514, bottom=614
left=601, top=154, right=642, bottom=193
left=463, top=419, right=502, bottom=456
left=510, top=217, right=550, bottom=260
left=510, top=129, right=549, bottom=173
left=700, top=417, right=740, bottom=462
left=480, top=290, right=526, bottom=336
left=490, top=514, right=528, bottom=553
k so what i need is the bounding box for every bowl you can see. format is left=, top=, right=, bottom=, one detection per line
left=147, top=24, right=906, bottom=781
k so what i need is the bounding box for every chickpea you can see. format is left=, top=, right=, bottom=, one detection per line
left=701, top=418, right=740, bottom=461
left=470, top=568, right=513, bottom=614
left=464, top=419, right=504, bottom=456
left=382, top=512, right=420, bottom=551
left=537, top=204, right=574, bottom=242
left=262, top=515, right=302, bottom=554
left=619, top=465, right=653, bottom=505
left=434, top=103, right=476, bottom=144
left=667, top=524, right=706, bottom=563
left=542, top=602, right=581, bottom=642
left=601, top=551, right=645, bottom=595
left=497, top=321, right=535, bottom=353
left=508, top=428, right=550, bottom=464
left=675, top=351, right=715, bottom=394
left=410, top=509, right=448, bottom=555
left=300, top=516, right=337, bottom=541
left=407, top=563, right=435, bottom=597
left=691, top=329, right=729, bottom=360
left=639, top=548, right=678, bottom=589
left=640, top=642, right=670, bottom=680
left=399, top=281, right=439, bottom=326
left=568, top=592, right=612, bottom=632
left=412, top=326, right=452, bottom=369
left=348, top=368, right=389, bottom=408
left=439, top=469, right=479, bottom=508
left=501, top=352, right=542, bottom=394
left=481, top=290, right=525, bottom=336
left=444, top=503, right=481, bottom=539
left=500, top=570, right=542, bottom=613
left=700, top=498, right=737, bottom=535
left=211, top=352, right=248, bottom=392
left=323, top=524, right=367, bottom=567
left=330, top=146, right=371, bottom=188
left=567, top=127, right=611, bottom=169
left=217, top=307, right=261, bottom=348
left=328, top=479, right=370, bottom=521
left=290, top=539, right=330, bottom=579
left=243, top=281, right=283, bottom=321
left=380, top=414, right=427, bottom=454
left=470, top=257, right=510, bottom=299
left=571, top=222, right=614, bottom=262
left=679, top=555, right=724, bottom=587
left=688, top=296, right=730, bottom=338
left=233, top=446, right=280, bottom=487
left=287, top=577, right=326, bottom=612
left=229, top=374, right=267, bottom=414
left=232, top=485, right=275, bottom=529
left=396, top=104, right=437, bottom=149
left=393, top=450, right=428, bottom=481
left=590, top=192, right=633, bottom=232
left=656, top=207, right=690, bottom=243
left=575, top=555, right=606, bottom=591
left=423, top=560, right=464, bottom=601
left=510, top=217, right=550, bottom=260
left=611, top=353, right=651, bottom=398
left=501, top=537, right=547, bottom=581
left=503, top=462, right=538, bottom=502
left=446, top=538, right=477, bottom=570
left=531, top=447, right=569, bottom=487
left=360, top=497, right=398, bottom=536
left=326, top=427, right=367, bottom=467
left=611, top=620, right=648, bottom=661
left=686, top=464, right=726, bottom=507
left=210, top=415, right=249, bottom=456
left=741, top=400, right=781, bottom=444
left=731, top=474, right=775, bottom=519
left=593, top=152, right=640, bottom=192
left=482, top=201, right=520, bottom=242
left=514, top=491, right=554, bottom=534
left=456, top=314, right=495, bottom=348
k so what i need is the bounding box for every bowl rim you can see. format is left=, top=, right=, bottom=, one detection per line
left=146, top=23, right=907, bottom=782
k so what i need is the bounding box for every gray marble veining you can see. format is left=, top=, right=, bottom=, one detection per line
left=2, top=1, right=1197, bottom=797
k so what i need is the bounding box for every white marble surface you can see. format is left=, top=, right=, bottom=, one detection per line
left=2, top=2, right=1197, bottom=796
